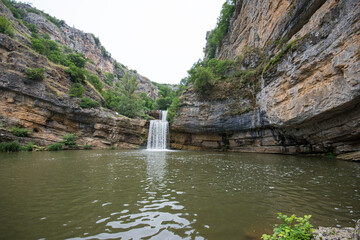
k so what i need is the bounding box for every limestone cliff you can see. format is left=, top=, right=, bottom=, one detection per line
left=0, top=1, right=150, bottom=148
left=171, top=0, right=360, bottom=159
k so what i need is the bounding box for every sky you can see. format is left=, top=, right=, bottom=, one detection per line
left=23, top=0, right=226, bottom=84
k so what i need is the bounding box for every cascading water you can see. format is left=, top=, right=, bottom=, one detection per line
left=147, top=110, right=169, bottom=150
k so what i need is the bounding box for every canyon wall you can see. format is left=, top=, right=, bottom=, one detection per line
left=171, top=0, right=360, bottom=160
left=0, top=2, right=149, bottom=148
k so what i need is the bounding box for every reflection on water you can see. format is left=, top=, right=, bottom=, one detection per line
left=0, top=150, right=359, bottom=240
left=75, top=151, right=201, bottom=240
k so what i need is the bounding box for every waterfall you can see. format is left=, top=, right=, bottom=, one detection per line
left=147, top=110, right=169, bottom=150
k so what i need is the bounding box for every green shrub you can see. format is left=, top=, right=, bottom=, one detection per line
left=194, top=67, right=215, bottom=93
left=69, top=83, right=84, bottom=98
left=262, top=213, right=313, bottom=240
left=46, top=143, right=63, bottom=151
left=1, top=0, right=25, bottom=19
left=78, top=97, right=100, bottom=109
left=105, top=72, right=114, bottom=86
left=0, top=141, right=21, bottom=152
left=61, top=133, right=78, bottom=148
left=24, top=22, right=38, bottom=33
left=21, top=142, right=35, bottom=152
left=83, top=144, right=92, bottom=150
left=206, top=0, right=236, bottom=59
left=140, top=92, right=155, bottom=111
left=66, top=53, right=86, bottom=68
left=65, top=64, right=86, bottom=83
left=0, top=16, right=15, bottom=37
left=11, top=127, right=30, bottom=137
left=87, top=74, right=103, bottom=92
left=25, top=68, right=45, bottom=81
left=31, top=38, right=46, bottom=54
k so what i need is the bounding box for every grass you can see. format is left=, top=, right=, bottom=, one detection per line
left=11, top=127, right=31, bottom=137
left=0, top=141, right=21, bottom=152
left=46, top=143, right=63, bottom=151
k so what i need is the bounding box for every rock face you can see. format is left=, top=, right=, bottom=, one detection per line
left=16, top=4, right=158, bottom=100
left=0, top=2, right=149, bottom=148
left=171, top=0, right=360, bottom=158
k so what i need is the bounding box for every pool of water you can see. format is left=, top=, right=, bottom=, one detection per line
left=0, top=150, right=359, bottom=239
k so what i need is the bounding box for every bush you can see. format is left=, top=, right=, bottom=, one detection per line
left=46, top=143, right=63, bottom=151
left=11, top=127, right=30, bottom=137
left=21, top=142, right=35, bottom=152
left=61, top=133, right=78, bottom=148
left=194, top=67, right=215, bottom=93
left=83, top=145, right=92, bottom=150
left=0, top=141, right=21, bottom=152
left=140, top=92, right=155, bottom=111
left=0, top=16, right=15, bottom=37
left=105, top=72, right=114, bottom=86
left=87, top=74, right=103, bottom=92
left=262, top=213, right=313, bottom=240
left=66, top=53, right=86, bottom=68
left=1, top=0, right=25, bottom=19
left=25, top=68, right=45, bottom=81
left=65, top=64, right=86, bottom=83
left=31, top=38, right=46, bottom=54
left=24, top=22, right=38, bottom=33
left=69, top=83, right=84, bottom=98
left=78, top=97, right=100, bottom=109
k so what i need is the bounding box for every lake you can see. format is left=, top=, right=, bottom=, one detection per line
left=0, top=150, right=359, bottom=239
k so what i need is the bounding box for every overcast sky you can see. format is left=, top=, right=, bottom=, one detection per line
left=23, top=0, right=225, bottom=84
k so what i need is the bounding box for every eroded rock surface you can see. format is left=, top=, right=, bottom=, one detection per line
left=172, top=0, right=360, bottom=158
left=0, top=2, right=149, bottom=148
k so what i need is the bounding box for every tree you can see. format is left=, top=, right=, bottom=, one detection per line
left=104, top=73, right=144, bottom=118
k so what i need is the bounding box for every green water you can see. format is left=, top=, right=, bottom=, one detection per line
left=0, top=150, right=359, bottom=239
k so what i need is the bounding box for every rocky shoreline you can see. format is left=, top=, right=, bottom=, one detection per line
left=313, top=220, right=360, bottom=240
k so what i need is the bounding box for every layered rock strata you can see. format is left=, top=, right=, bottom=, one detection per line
left=0, top=2, right=148, bottom=148
left=171, top=0, right=360, bottom=159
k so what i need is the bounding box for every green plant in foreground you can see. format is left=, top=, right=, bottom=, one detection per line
left=61, top=133, right=78, bottom=148
left=262, top=213, right=313, bottom=240
left=0, top=141, right=21, bottom=152
left=21, top=142, right=35, bottom=152
left=11, top=127, right=31, bottom=137
left=46, top=143, right=63, bottom=151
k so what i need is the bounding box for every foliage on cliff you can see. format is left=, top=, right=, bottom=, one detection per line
left=206, top=0, right=236, bottom=59
left=0, top=16, right=14, bottom=36
left=1, top=0, right=162, bottom=120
